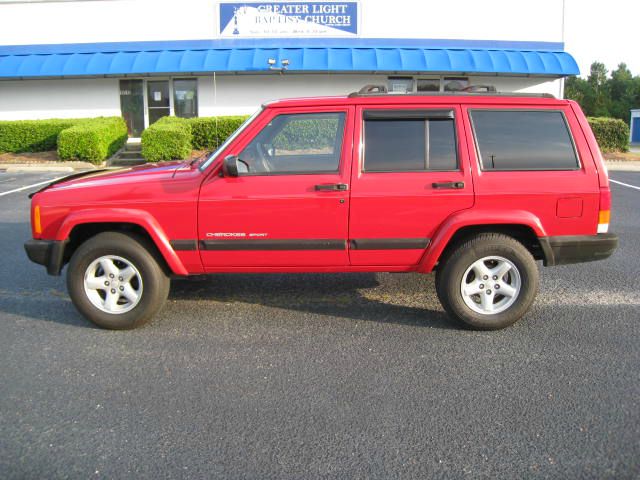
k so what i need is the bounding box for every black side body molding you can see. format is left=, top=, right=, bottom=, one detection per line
left=350, top=238, right=430, bottom=250
left=170, top=240, right=199, bottom=251
left=200, top=239, right=346, bottom=251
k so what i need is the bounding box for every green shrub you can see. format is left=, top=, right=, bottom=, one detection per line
left=141, top=116, right=192, bottom=162
left=57, top=117, right=128, bottom=163
left=189, top=116, right=249, bottom=150
left=588, top=117, right=629, bottom=152
left=0, top=118, right=80, bottom=153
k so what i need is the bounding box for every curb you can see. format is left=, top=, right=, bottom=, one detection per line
left=0, top=163, right=97, bottom=173
left=605, top=161, right=640, bottom=172
left=2, top=165, right=74, bottom=173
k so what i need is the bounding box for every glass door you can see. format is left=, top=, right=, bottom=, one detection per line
left=119, top=80, right=144, bottom=137
left=147, top=80, right=170, bottom=125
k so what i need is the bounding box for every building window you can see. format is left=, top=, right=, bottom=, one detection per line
left=443, top=77, right=469, bottom=92
left=387, top=76, right=470, bottom=93
left=387, top=77, right=414, bottom=93
left=417, top=78, right=440, bottom=92
left=173, top=78, right=198, bottom=118
left=363, top=110, right=458, bottom=172
left=470, top=110, right=579, bottom=171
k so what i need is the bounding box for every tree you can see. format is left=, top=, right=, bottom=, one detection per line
left=565, top=61, right=640, bottom=122
left=609, top=63, right=634, bottom=121
left=587, top=62, right=610, bottom=117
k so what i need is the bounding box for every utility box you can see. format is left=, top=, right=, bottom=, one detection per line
left=631, top=109, right=640, bottom=144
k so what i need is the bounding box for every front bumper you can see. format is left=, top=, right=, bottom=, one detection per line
left=24, top=239, right=68, bottom=275
left=539, top=233, right=618, bottom=266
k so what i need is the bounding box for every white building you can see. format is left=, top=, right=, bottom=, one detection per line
left=0, top=0, right=578, bottom=137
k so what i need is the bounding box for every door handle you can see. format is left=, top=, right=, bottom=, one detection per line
left=432, top=181, right=465, bottom=189
left=315, top=183, right=349, bottom=191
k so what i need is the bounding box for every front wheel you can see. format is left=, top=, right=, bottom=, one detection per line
left=436, top=233, right=539, bottom=330
left=67, top=232, right=170, bottom=329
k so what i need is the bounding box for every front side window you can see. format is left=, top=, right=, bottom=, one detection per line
left=363, top=111, right=458, bottom=172
left=238, top=112, right=345, bottom=175
left=470, top=110, right=579, bottom=171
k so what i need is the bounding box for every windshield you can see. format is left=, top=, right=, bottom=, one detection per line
left=199, top=108, right=263, bottom=171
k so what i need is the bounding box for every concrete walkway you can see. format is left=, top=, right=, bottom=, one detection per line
left=605, top=160, right=640, bottom=172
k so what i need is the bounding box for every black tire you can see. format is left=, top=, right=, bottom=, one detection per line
left=435, top=233, right=539, bottom=330
left=67, top=232, right=170, bottom=330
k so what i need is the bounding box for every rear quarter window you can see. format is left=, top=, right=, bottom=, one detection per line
left=470, top=110, right=579, bottom=171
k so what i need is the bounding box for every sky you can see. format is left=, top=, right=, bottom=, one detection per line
left=564, top=0, right=640, bottom=77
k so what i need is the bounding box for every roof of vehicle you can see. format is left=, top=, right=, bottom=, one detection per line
left=265, top=93, right=571, bottom=109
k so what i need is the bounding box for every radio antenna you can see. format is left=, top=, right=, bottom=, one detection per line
left=213, top=72, right=219, bottom=149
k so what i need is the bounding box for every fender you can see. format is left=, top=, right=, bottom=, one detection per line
left=55, top=208, right=189, bottom=276
left=418, top=209, right=547, bottom=273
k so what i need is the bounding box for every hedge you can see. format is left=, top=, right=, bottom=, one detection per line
left=588, top=117, right=629, bottom=153
left=0, top=118, right=80, bottom=153
left=272, top=117, right=338, bottom=151
left=140, top=115, right=249, bottom=161
left=140, top=116, right=192, bottom=162
left=57, top=117, right=128, bottom=163
left=190, top=116, right=249, bottom=150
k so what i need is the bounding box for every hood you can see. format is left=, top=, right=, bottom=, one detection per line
left=34, top=161, right=188, bottom=197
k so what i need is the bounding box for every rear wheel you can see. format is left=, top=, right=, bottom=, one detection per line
left=436, top=233, right=539, bottom=330
left=67, top=232, right=170, bottom=329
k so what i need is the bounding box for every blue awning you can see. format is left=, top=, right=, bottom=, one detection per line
left=0, top=38, right=579, bottom=78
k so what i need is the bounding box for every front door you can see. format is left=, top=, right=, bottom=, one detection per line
left=146, top=80, right=170, bottom=126
left=348, top=105, right=474, bottom=266
left=119, top=80, right=144, bottom=137
left=198, top=106, right=354, bottom=269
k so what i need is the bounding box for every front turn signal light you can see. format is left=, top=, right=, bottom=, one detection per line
left=34, top=205, right=42, bottom=235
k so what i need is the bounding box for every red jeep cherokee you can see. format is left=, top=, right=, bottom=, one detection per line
left=24, top=88, right=618, bottom=330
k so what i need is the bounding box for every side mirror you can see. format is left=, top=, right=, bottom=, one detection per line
left=222, top=155, right=239, bottom=177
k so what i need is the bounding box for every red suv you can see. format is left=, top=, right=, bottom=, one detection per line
left=25, top=87, right=618, bottom=330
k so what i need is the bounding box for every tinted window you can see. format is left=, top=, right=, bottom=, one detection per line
left=471, top=110, right=579, bottom=170
left=364, top=117, right=457, bottom=172
left=429, top=120, right=458, bottom=170
left=239, top=112, right=345, bottom=174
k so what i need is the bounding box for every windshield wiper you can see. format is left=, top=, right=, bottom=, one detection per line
left=189, top=151, right=211, bottom=166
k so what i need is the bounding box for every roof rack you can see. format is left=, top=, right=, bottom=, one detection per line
left=348, top=84, right=556, bottom=99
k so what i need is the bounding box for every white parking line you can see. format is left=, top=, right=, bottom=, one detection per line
left=0, top=177, right=65, bottom=197
left=610, top=179, right=640, bottom=191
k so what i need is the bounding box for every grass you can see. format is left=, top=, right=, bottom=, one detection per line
left=603, top=150, right=640, bottom=162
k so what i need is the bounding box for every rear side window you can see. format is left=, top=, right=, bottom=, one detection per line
left=470, top=110, right=579, bottom=171
left=364, top=110, right=458, bottom=172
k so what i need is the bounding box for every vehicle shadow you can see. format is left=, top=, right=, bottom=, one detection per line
left=2, top=215, right=452, bottom=330
left=169, top=272, right=458, bottom=330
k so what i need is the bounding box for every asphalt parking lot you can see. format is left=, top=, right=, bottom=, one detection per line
left=0, top=170, right=638, bottom=479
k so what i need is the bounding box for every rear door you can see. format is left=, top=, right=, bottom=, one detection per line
left=198, top=106, right=354, bottom=269
left=348, top=104, right=474, bottom=266
left=463, top=104, right=600, bottom=236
